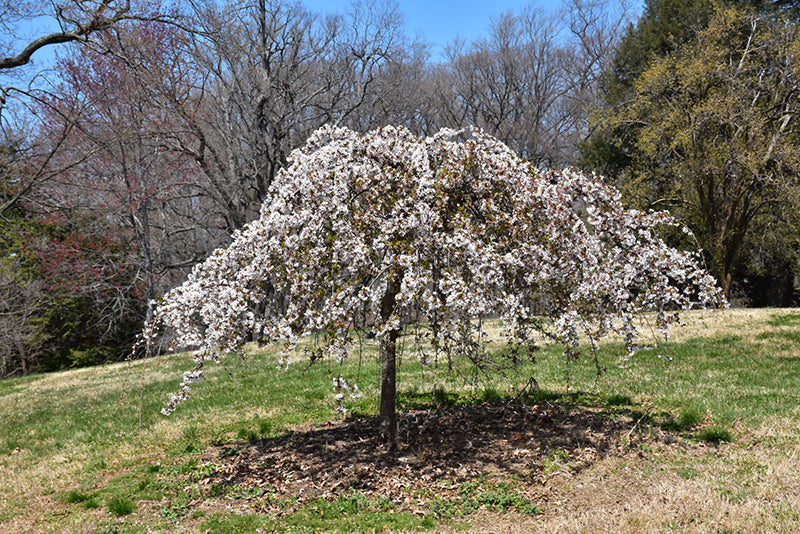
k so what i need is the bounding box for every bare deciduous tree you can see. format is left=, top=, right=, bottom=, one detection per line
left=434, top=0, right=632, bottom=167
left=37, top=22, right=221, bottom=325
left=171, top=0, right=415, bottom=231
left=0, top=260, right=48, bottom=377
left=1, top=0, right=168, bottom=70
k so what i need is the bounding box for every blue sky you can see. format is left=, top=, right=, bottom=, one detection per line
left=304, top=1, right=644, bottom=60
left=3, top=0, right=643, bottom=82
left=305, top=0, right=575, bottom=59
left=7, top=0, right=562, bottom=74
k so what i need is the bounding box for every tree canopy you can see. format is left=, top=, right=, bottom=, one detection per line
left=148, top=124, right=723, bottom=443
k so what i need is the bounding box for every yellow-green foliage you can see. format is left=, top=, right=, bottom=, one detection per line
left=595, top=5, right=800, bottom=296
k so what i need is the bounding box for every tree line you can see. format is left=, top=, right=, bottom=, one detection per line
left=1, top=0, right=798, bottom=377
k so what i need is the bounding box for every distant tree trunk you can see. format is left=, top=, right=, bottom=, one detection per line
left=379, top=274, right=402, bottom=449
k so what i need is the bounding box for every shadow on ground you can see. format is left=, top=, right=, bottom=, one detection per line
left=198, top=397, right=677, bottom=511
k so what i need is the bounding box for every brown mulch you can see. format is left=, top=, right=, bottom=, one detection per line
left=195, top=400, right=678, bottom=515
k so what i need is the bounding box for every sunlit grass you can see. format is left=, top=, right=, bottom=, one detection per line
left=0, top=308, right=798, bottom=532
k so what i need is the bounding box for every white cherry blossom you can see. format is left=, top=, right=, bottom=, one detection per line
left=145, top=125, right=724, bottom=419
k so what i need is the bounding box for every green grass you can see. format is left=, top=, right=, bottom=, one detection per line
left=766, top=312, right=800, bottom=327
left=697, top=426, right=734, bottom=444
left=108, top=497, right=136, bottom=516
left=0, top=308, right=799, bottom=532
left=427, top=479, right=541, bottom=519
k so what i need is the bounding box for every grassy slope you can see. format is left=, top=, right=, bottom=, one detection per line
left=0, top=308, right=798, bottom=533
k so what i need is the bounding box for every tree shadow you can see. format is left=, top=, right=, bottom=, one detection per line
left=199, top=392, right=673, bottom=506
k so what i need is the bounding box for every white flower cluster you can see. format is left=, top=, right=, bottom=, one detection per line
left=148, top=124, right=725, bottom=414
left=332, top=376, right=362, bottom=416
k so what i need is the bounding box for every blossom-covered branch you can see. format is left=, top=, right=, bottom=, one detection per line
left=146, top=124, right=724, bottom=441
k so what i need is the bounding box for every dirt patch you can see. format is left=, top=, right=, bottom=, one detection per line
left=196, top=400, right=678, bottom=516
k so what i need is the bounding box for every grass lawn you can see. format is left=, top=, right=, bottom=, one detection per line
left=1, top=308, right=799, bottom=533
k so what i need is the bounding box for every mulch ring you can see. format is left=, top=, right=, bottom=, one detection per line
left=195, top=400, right=681, bottom=515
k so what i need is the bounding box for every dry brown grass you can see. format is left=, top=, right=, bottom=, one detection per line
left=459, top=436, right=800, bottom=534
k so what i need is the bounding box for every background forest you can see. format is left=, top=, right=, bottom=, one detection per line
left=1, top=0, right=798, bottom=377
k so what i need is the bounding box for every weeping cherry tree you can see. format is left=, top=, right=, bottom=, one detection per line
left=147, top=125, right=723, bottom=445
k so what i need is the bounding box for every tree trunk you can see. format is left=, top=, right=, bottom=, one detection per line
left=379, top=274, right=402, bottom=449
left=721, top=272, right=732, bottom=301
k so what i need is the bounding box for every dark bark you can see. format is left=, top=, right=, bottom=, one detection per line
left=379, top=273, right=402, bottom=449
left=0, top=9, right=179, bottom=72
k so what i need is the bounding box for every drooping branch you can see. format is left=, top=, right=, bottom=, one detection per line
left=151, top=124, right=724, bottom=420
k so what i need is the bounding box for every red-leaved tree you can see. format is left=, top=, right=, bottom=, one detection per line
left=148, top=125, right=723, bottom=445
